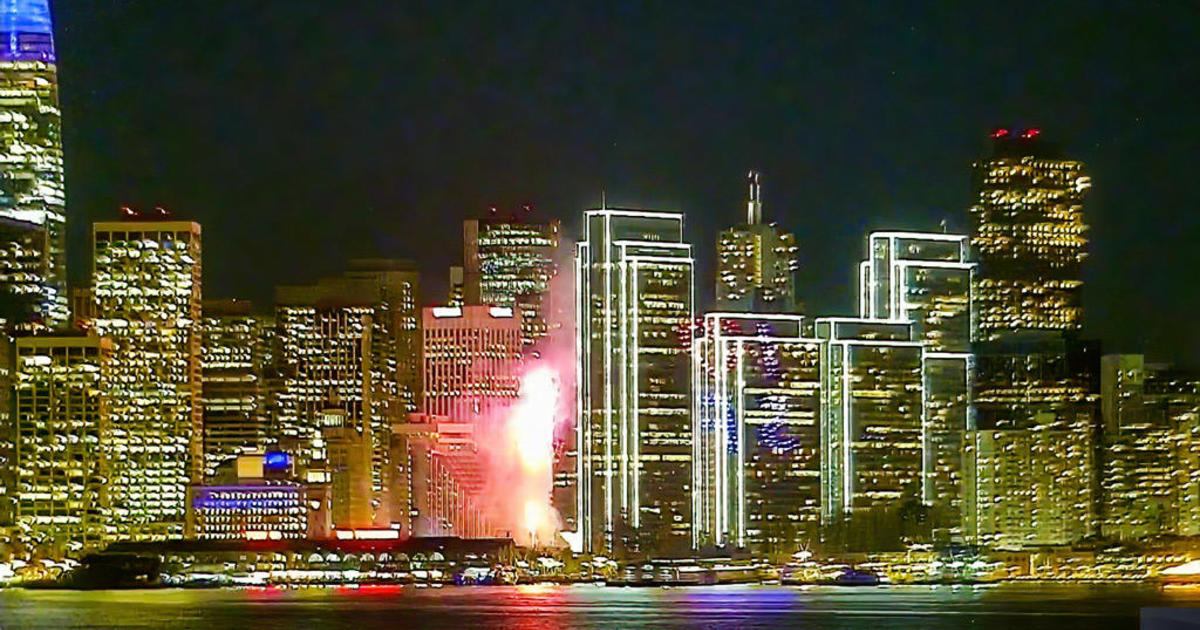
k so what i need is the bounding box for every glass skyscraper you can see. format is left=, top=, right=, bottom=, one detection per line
left=0, top=0, right=66, bottom=327
left=573, top=207, right=695, bottom=556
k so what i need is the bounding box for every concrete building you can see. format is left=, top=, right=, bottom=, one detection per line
left=92, top=213, right=202, bottom=541
left=964, top=333, right=1100, bottom=547
left=274, top=259, right=421, bottom=526
left=969, top=128, right=1090, bottom=340
left=716, top=171, right=799, bottom=313
left=421, top=305, right=522, bottom=424
left=11, top=334, right=110, bottom=556
left=200, top=299, right=273, bottom=478
left=189, top=452, right=330, bottom=542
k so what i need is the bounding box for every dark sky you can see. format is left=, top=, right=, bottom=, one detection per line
left=53, top=2, right=1199, bottom=364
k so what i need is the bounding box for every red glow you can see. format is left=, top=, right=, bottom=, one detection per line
left=990, top=128, right=1010, bottom=139
left=1022, top=128, right=1041, bottom=139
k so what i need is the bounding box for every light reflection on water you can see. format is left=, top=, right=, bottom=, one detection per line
left=0, top=583, right=1195, bottom=629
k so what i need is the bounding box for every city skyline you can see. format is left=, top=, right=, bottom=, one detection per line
left=48, top=2, right=1199, bottom=366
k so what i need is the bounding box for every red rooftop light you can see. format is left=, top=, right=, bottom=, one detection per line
left=1022, top=128, right=1042, bottom=139
left=991, top=128, right=1010, bottom=139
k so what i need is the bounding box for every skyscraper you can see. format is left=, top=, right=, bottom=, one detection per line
left=1099, top=356, right=1200, bottom=540
left=816, top=317, right=925, bottom=550
left=199, top=299, right=273, bottom=478
left=693, top=313, right=821, bottom=556
left=859, top=231, right=975, bottom=537
left=716, top=171, right=799, bottom=313
left=463, top=211, right=561, bottom=350
left=964, top=334, right=1099, bottom=547
left=274, top=259, right=420, bottom=525
left=92, top=213, right=202, bottom=540
left=422, top=305, right=522, bottom=423
left=0, top=0, right=66, bottom=327
left=11, top=333, right=111, bottom=557
left=574, top=207, right=694, bottom=556
left=969, top=129, right=1090, bottom=340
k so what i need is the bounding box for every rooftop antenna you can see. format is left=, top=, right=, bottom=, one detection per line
left=747, top=170, right=762, bottom=224
left=601, top=189, right=606, bottom=210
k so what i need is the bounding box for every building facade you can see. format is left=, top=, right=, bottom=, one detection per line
left=1100, top=356, right=1200, bottom=540
left=969, top=129, right=1090, bottom=340
left=463, top=213, right=561, bottom=349
left=693, top=313, right=821, bottom=556
left=274, top=259, right=421, bottom=527
left=422, top=305, right=522, bottom=423
left=716, top=171, right=799, bottom=313
left=574, top=207, right=694, bottom=556
left=859, top=230, right=975, bottom=538
left=0, top=0, right=67, bottom=328
left=964, top=333, right=1099, bottom=547
left=390, top=415, right=496, bottom=539
left=816, top=318, right=925, bottom=550
left=92, top=216, right=202, bottom=541
left=200, top=299, right=273, bottom=478
left=11, top=334, right=110, bottom=556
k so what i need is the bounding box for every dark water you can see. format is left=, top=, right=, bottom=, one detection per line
left=0, top=583, right=1196, bottom=629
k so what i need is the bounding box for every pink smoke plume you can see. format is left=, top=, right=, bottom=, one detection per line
left=474, top=246, right=575, bottom=547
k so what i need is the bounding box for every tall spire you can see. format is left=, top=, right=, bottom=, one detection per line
left=746, top=170, right=762, bottom=224
left=0, top=0, right=55, bottom=63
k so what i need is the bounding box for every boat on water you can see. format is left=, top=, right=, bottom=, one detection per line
left=833, top=568, right=882, bottom=586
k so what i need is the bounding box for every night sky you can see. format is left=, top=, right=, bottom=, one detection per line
left=52, top=2, right=1198, bottom=364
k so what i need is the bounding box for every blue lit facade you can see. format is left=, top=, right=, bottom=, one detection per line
left=0, top=0, right=66, bottom=328
left=694, top=313, right=821, bottom=554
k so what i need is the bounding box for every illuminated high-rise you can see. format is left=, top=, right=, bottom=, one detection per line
left=199, top=299, right=273, bottom=478
left=969, top=129, right=1090, bottom=340
left=716, top=171, right=799, bottom=313
left=574, top=207, right=694, bottom=556
left=422, top=305, right=522, bottom=423
left=694, top=313, right=821, bottom=556
left=816, top=317, right=925, bottom=550
left=0, top=0, right=67, bottom=327
left=11, top=334, right=110, bottom=557
left=463, top=211, right=561, bottom=349
left=92, top=213, right=202, bottom=540
left=274, top=259, right=420, bottom=525
left=1100, top=356, right=1200, bottom=540
left=859, top=231, right=974, bottom=537
left=964, top=333, right=1099, bottom=547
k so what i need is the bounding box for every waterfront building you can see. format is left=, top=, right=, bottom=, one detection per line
left=274, top=259, right=421, bottom=525
left=200, top=299, right=273, bottom=478
left=969, top=128, right=1090, bottom=340
left=574, top=207, right=695, bottom=556
left=190, top=452, right=330, bottom=541
left=964, top=333, right=1099, bottom=547
left=11, top=334, right=110, bottom=556
left=463, top=211, right=561, bottom=349
left=422, top=305, right=522, bottom=424
left=1100, top=356, right=1200, bottom=540
left=390, top=415, right=495, bottom=539
left=0, top=0, right=67, bottom=328
left=92, top=212, right=202, bottom=541
left=716, top=171, right=799, bottom=313
left=693, top=312, right=821, bottom=556
left=1146, top=367, right=1200, bottom=536
left=859, top=230, right=975, bottom=538
left=815, top=317, right=925, bottom=550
